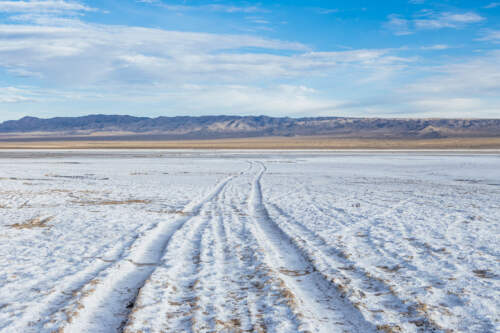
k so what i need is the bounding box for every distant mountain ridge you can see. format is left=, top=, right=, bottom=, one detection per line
left=0, top=115, right=499, bottom=141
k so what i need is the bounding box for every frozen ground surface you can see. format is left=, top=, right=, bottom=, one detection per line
left=0, top=150, right=498, bottom=333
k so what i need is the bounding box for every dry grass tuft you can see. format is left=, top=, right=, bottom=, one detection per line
left=473, top=269, right=496, bottom=279
left=10, top=216, right=54, bottom=229
left=377, top=265, right=402, bottom=273
left=215, top=318, right=249, bottom=332
left=146, top=209, right=193, bottom=216
left=278, top=268, right=311, bottom=277
left=376, top=324, right=403, bottom=332
left=71, top=199, right=151, bottom=206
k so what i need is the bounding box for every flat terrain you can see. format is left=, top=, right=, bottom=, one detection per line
left=1, top=136, right=500, bottom=149
left=0, top=151, right=498, bottom=332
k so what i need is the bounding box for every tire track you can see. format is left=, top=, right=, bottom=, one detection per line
left=125, top=207, right=212, bottom=332
left=123, top=171, right=243, bottom=332
left=266, top=203, right=443, bottom=332
left=124, top=163, right=303, bottom=332
left=8, top=224, right=146, bottom=333
left=217, top=180, right=302, bottom=332
left=59, top=175, right=233, bottom=333
left=248, top=162, right=377, bottom=333
left=202, top=186, right=255, bottom=332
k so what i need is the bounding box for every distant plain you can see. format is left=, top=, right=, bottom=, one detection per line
left=1, top=136, right=500, bottom=150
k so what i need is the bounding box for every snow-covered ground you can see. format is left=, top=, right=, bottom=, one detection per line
left=0, top=150, right=498, bottom=333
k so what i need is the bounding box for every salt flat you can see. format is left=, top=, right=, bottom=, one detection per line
left=0, top=151, right=498, bottom=333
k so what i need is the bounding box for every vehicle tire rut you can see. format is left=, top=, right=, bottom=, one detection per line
left=248, top=162, right=377, bottom=333
left=59, top=175, right=233, bottom=333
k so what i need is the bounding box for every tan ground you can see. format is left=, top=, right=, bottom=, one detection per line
left=0, top=136, right=500, bottom=149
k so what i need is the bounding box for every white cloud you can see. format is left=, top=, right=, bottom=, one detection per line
left=204, top=4, right=265, bottom=13
left=163, top=84, right=342, bottom=116
left=410, top=98, right=482, bottom=112
left=0, top=83, right=346, bottom=118
left=484, top=2, right=500, bottom=9
left=246, top=17, right=270, bottom=25
left=0, top=10, right=416, bottom=117
left=414, top=12, right=484, bottom=29
left=403, top=98, right=500, bottom=118
left=0, top=0, right=94, bottom=13
left=478, top=29, right=500, bottom=43
left=420, top=44, right=450, bottom=50
left=316, top=8, right=338, bottom=15
left=406, top=51, right=500, bottom=96
left=1, top=1, right=497, bottom=119
left=139, top=2, right=266, bottom=14
left=0, top=86, right=36, bottom=103
left=385, top=51, right=500, bottom=117
left=387, top=11, right=485, bottom=35
left=0, top=15, right=411, bottom=87
left=386, top=15, right=413, bottom=35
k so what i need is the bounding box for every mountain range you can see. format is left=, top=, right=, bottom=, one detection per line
left=0, top=115, right=499, bottom=141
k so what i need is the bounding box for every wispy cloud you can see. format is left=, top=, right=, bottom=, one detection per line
left=414, top=12, right=484, bottom=29
left=386, top=11, right=485, bottom=35
left=0, top=6, right=417, bottom=117
left=405, top=51, right=500, bottom=96
left=484, top=2, right=500, bottom=9
left=137, top=1, right=267, bottom=14
left=315, top=8, right=338, bottom=15
left=0, top=86, right=37, bottom=103
left=420, top=44, right=450, bottom=50
left=0, top=10, right=411, bottom=87
left=245, top=16, right=270, bottom=25
left=0, top=0, right=95, bottom=13
left=157, top=84, right=343, bottom=116
left=386, top=15, right=412, bottom=35
left=478, top=29, right=500, bottom=43
left=1, top=1, right=497, bottom=119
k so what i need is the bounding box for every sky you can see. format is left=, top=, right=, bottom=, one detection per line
left=0, top=0, right=499, bottom=121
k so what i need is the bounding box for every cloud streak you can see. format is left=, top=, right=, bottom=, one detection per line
left=0, top=15, right=410, bottom=87
left=387, top=11, right=485, bottom=35
left=0, top=1, right=498, bottom=119
left=0, top=0, right=94, bottom=13
left=137, top=1, right=266, bottom=14
left=0, top=86, right=37, bottom=103
left=478, top=29, right=500, bottom=43
left=484, top=2, right=500, bottom=9
left=0, top=6, right=415, bottom=118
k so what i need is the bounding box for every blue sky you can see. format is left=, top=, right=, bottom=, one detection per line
left=0, top=0, right=499, bottom=121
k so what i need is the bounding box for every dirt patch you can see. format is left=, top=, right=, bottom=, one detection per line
left=146, top=209, right=193, bottom=216
left=71, top=199, right=151, bottom=206
left=376, top=324, right=403, bottom=332
left=278, top=268, right=311, bottom=277
left=377, top=265, right=402, bottom=273
left=473, top=269, right=496, bottom=279
left=45, top=174, right=109, bottom=180
left=10, top=216, right=54, bottom=229
left=215, top=318, right=247, bottom=332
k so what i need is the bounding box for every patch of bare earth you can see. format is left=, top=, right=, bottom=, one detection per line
left=10, top=216, right=54, bottom=229
left=472, top=269, right=496, bottom=279
left=71, top=199, right=151, bottom=206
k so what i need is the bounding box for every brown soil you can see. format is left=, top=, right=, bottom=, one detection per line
left=0, top=136, right=500, bottom=149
